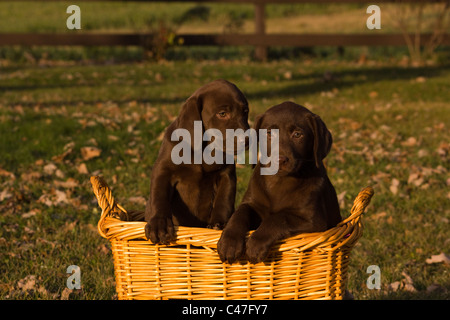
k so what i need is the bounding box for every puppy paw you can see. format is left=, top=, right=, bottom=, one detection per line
left=245, top=234, right=272, bottom=264
left=145, top=217, right=175, bottom=244
left=217, top=230, right=245, bottom=264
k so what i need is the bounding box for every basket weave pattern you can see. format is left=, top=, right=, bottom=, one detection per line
left=90, top=176, right=373, bottom=300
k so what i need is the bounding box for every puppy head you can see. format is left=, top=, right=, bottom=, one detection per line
left=254, top=101, right=332, bottom=175
left=176, top=79, right=250, bottom=153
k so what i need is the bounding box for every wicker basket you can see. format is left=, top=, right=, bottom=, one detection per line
left=90, top=175, right=374, bottom=300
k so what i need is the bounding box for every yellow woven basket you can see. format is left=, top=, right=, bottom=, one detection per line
left=90, top=175, right=374, bottom=300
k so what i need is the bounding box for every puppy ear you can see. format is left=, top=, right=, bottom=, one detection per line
left=307, top=114, right=332, bottom=168
left=175, top=95, right=203, bottom=132
left=252, top=113, right=265, bottom=169
left=253, top=113, right=266, bottom=133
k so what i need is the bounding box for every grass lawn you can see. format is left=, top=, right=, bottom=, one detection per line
left=0, top=2, right=445, bottom=34
left=0, top=58, right=449, bottom=300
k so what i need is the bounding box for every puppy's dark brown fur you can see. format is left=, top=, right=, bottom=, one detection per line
left=217, top=102, right=341, bottom=264
left=145, top=80, right=250, bottom=244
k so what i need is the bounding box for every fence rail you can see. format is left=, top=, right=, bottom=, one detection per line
left=2, top=32, right=449, bottom=47
left=0, top=0, right=449, bottom=60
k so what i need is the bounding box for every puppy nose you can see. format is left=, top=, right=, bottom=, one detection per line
left=278, top=156, right=289, bottom=166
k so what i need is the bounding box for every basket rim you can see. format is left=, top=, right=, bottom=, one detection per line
left=90, top=175, right=374, bottom=253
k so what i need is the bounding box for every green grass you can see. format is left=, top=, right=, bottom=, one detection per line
left=1, top=1, right=449, bottom=64
left=0, top=2, right=360, bottom=33
left=0, top=58, right=449, bottom=300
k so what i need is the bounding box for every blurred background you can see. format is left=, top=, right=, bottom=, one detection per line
left=0, top=1, right=449, bottom=63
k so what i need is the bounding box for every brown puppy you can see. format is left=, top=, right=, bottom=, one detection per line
left=217, top=101, right=341, bottom=264
left=145, top=80, right=250, bottom=244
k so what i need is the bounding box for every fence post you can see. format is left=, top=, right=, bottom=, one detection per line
left=254, top=2, right=267, bottom=61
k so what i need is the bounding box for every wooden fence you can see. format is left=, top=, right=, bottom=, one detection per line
left=0, top=0, right=449, bottom=61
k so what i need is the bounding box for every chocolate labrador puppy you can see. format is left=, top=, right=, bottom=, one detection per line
left=217, top=101, right=341, bottom=264
left=145, top=80, right=250, bottom=244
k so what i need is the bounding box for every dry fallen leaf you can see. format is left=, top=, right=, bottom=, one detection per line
left=38, top=189, right=70, bottom=207
left=52, top=141, right=75, bottom=162
left=0, top=167, right=15, bottom=180
left=417, top=149, right=428, bottom=158
left=22, top=209, right=40, bottom=219
left=401, top=272, right=414, bottom=286
left=43, top=163, right=57, bottom=175
left=0, top=189, right=13, bottom=202
left=128, top=196, right=146, bottom=206
left=426, top=252, right=450, bottom=264
left=62, top=220, right=78, bottom=233
left=388, top=281, right=402, bottom=292
left=81, top=146, right=101, bottom=161
left=369, top=91, right=378, bottom=98
left=54, top=178, right=79, bottom=189
left=125, top=148, right=139, bottom=156
left=24, top=226, right=34, bottom=235
left=415, top=76, right=426, bottom=83
left=390, top=178, right=400, bottom=195
left=403, top=282, right=416, bottom=293
left=436, top=142, right=449, bottom=158
left=408, top=172, right=424, bottom=187
left=86, top=138, right=98, bottom=146
left=20, top=170, right=42, bottom=181
left=60, top=287, right=72, bottom=300
left=337, top=191, right=347, bottom=208
left=108, top=135, right=119, bottom=141
left=17, top=275, right=37, bottom=291
left=369, top=211, right=387, bottom=221
left=401, top=137, right=418, bottom=147
left=97, top=244, right=110, bottom=255
left=76, top=163, right=89, bottom=175
left=388, top=272, right=417, bottom=293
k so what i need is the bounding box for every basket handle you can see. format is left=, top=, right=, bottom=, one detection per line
left=338, top=186, right=374, bottom=226
left=90, top=175, right=128, bottom=238
left=90, top=175, right=373, bottom=238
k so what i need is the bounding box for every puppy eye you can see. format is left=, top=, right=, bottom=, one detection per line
left=293, top=131, right=303, bottom=139
left=217, top=111, right=228, bottom=118
left=266, top=129, right=278, bottom=139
